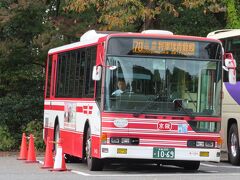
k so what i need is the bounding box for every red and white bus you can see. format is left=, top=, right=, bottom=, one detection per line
left=44, top=30, right=234, bottom=171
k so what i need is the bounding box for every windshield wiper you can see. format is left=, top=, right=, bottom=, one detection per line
left=133, top=96, right=195, bottom=119
left=173, top=99, right=195, bottom=119
left=133, top=95, right=161, bottom=117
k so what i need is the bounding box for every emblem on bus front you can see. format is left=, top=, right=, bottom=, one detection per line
left=113, top=119, right=128, bottom=128
left=157, top=121, right=172, bottom=130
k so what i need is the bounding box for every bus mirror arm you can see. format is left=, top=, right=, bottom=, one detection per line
left=108, top=65, right=117, bottom=70
left=92, top=64, right=117, bottom=81
left=222, top=65, right=228, bottom=72
left=224, top=53, right=236, bottom=84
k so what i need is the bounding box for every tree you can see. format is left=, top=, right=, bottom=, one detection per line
left=225, top=0, right=240, bottom=28
left=65, top=0, right=227, bottom=33
left=184, top=0, right=240, bottom=29
left=157, top=5, right=223, bottom=36
left=0, top=0, right=66, bottom=150
left=0, top=2, right=45, bottom=149
left=65, top=0, right=180, bottom=31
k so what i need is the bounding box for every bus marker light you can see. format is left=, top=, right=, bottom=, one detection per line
left=200, top=151, right=209, bottom=157
left=102, top=148, right=108, bottom=153
left=117, top=148, right=127, bottom=154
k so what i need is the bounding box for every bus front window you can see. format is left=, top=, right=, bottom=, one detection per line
left=104, top=56, right=222, bottom=117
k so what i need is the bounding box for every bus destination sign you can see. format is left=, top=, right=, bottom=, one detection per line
left=132, top=39, right=196, bottom=56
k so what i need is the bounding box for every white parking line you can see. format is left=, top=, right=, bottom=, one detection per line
left=38, top=159, right=90, bottom=176
left=71, top=170, right=90, bottom=176
left=201, top=163, right=240, bottom=169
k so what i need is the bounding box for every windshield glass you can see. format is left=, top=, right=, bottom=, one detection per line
left=222, top=36, right=240, bottom=81
left=104, top=56, right=222, bottom=116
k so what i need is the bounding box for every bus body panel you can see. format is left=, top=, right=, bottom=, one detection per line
left=221, top=83, right=240, bottom=151
left=44, top=100, right=102, bottom=158
left=101, top=113, right=220, bottom=161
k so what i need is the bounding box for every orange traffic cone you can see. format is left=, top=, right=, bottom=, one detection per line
left=41, top=137, right=54, bottom=169
left=17, top=133, right=28, bottom=160
left=50, top=138, right=67, bottom=171
left=26, top=134, right=38, bottom=163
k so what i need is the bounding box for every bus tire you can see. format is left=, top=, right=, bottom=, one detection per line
left=85, top=128, right=103, bottom=171
left=228, top=123, right=240, bottom=165
left=182, top=161, right=200, bottom=171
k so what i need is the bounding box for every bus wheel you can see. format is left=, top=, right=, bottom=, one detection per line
left=228, top=123, right=240, bottom=165
left=85, top=128, right=103, bottom=171
left=182, top=161, right=200, bottom=171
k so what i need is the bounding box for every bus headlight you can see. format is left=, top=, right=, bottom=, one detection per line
left=196, top=141, right=205, bottom=147
left=121, top=138, right=130, bottom=144
left=110, top=137, right=139, bottom=145
left=204, top=141, right=215, bottom=148
left=110, top=137, right=121, bottom=144
left=187, top=140, right=215, bottom=148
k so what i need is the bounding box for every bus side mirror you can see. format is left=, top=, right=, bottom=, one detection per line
left=224, top=53, right=236, bottom=85
left=92, top=65, right=102, bottom=81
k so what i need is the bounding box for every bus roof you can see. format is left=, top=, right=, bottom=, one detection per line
left=207, top=29, right=240, bottom=39
left=48, top=30, right=108, bottom=54
left=48, top=30, right=221, bottom=54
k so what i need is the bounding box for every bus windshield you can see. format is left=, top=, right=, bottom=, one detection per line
left=104, top=55, right=222, bottom=117
left=222, top=36, right=240, bottom=80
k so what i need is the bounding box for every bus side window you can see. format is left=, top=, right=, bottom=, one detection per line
left=84, top=46, right=96, bottom=98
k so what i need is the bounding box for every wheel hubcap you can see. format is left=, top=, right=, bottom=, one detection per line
left=230, top=133, right=238, bottom=157
left=86, top=137, right=91, bottom=160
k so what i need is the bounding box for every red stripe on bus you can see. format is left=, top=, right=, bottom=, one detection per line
left=44, top=105, right=64, bottom=111
left=102, top=131, right=219, bottom=140
left=44, top=105, right=90, bottom=113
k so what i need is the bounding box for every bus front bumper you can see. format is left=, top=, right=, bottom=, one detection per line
left=101, top=145, right=221, bottom=162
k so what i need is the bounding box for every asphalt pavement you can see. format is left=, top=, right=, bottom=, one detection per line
left=0, top=154, right=239, bottom=180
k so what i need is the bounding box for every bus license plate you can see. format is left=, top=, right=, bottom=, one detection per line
left=153, top=148, right=175, bottom=159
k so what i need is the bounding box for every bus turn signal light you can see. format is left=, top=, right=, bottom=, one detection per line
left=217, top=137, right=223, bottom=148
left=101, top=133, right=107, bottom=144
